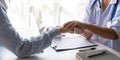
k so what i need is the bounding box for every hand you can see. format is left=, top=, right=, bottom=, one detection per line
left=59, top=27, right=73, bottom=33
left=63, top=21, right=85, bottom=34
left=58, top=26, right=84, bottom=34
left=63, top=20, right=84, bottom=28
left=46, top=26, right=73, bottom=33
left=63, top=21, right=92, bottom=39
left=73, top=27, right=84, bottom=34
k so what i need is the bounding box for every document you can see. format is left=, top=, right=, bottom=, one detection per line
left=51, top=33, right=97, bottom=52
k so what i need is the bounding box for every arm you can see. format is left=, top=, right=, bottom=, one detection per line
left=0, top=6, right=58, bottom=57
left=0, top=3, right=68, bottom=58
left=82, top=23, right=118, bottom=40
left=64, top=21, right=118, bottom=40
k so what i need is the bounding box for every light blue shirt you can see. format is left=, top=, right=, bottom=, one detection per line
left=0, top=2, right=60, bottom=58
left=84, top=0, right=120, bottom=52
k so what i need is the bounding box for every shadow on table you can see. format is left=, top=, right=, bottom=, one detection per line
left=16, top=56, right=44, bottom=60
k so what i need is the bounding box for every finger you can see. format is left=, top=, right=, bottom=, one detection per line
left=74, top=27, right=83, bottom=34
left=65, top=22, right=75, bottom=28
left=63, top=22, right=71, bottom=27
left=63, top=21, right=74, bottom=27
left=71, top=23, right=79, bottom=28
left=78, top=29, right=83, bottom=34
left=64, top=21, right=81, bottom=28
left=74, top=28, right=79, bottom=34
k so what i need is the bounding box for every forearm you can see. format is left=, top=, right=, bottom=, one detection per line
left=1, top=23, right=60, bottom=58
left=82, top=23, right=118, bottom=40
left=0, top=4, right=61, bottom=58
left=16, top=28, right=60, bottom=58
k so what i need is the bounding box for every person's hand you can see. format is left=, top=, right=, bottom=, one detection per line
left=58, top=27, right=73, bottom=33
left=63, top=21, right=85, bottom=34
left=63, top=20, right=84, bottom=28
left=63, top=21, right=92, bottom=39
left=73, top=27, right=84, bottom=34
left=58, top=26, right=84, bottom=34
left=44, top=26, right=73, bottom=33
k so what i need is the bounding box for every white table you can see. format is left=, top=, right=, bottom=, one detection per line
left=0, top=38, right=120, bottom=60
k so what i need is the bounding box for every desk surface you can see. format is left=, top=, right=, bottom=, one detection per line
left=0, top=38, right=120, bottom=60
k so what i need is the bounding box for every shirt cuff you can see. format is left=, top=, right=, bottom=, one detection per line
left=111, top=27, right=120, bottom=40
left=48, top=27, right=60, bottom=39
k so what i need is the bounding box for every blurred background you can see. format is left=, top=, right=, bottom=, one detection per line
left=5, top=0, right=89, bottom=38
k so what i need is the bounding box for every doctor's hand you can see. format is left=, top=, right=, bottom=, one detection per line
left=63, top=21, right=85, bottom=34
left=63, top=21, right=92, bottom=39
left=63, top=20, right=84, bottom=28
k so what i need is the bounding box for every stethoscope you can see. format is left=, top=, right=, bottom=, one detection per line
left=91, top=0, right=119, bottom=20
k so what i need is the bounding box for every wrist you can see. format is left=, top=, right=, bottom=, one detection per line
left=59, top=27, right=65, bottom=33
left=59, top=27, right=68, bottom=33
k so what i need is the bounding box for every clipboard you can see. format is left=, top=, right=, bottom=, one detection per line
left=51, top=33, right=97, bottom=52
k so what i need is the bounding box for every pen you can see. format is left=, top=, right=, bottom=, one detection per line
left=79, top=47, right=96, bottom=52
left=88, top=51, right=106, bottom=58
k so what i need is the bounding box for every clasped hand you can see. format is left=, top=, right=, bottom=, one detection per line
left=60, top=21, right=85, bottom=34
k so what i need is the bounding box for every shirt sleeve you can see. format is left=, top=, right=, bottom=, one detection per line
left=110, top=4, right=120, bottom=40
left=0, top=3, right=60, bottom=58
